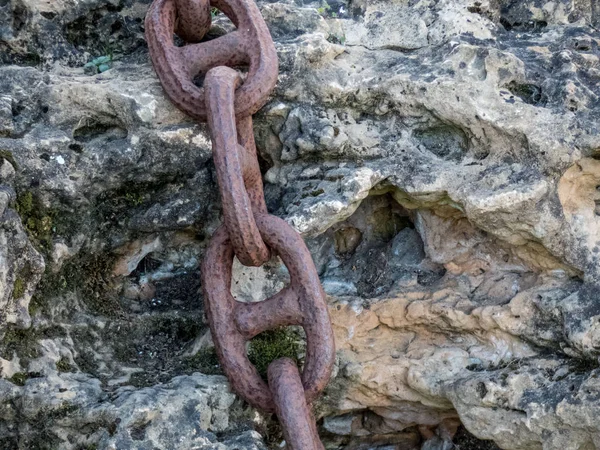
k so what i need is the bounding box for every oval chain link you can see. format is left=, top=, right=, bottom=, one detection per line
left=145, top=0, right=335, bottom=448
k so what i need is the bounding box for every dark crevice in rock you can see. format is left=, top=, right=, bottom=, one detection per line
left=500, top=17, right=548, bottom=32
left=129, top=420, right=150, bottom=440
left=505, top=81, right=547, bottom=106
left=73, top=122, right=128, bottom=143
left=309, top=192, right=446, bottom=298
left=109, top=313, right=205, bottom=387
left=452, top=426, right=501, bottom=450
left=68, top=142, right=83, bottom=153
left=40, top=11, right=57, bottom=20
left=62, top=2, right=146, bottom=60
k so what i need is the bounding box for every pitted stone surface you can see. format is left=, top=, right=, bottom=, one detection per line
left=1, top=0, right=600, bottom=449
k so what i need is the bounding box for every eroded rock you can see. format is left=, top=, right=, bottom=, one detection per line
left=1, top=0, right=600, bottom=449
left=0, top=160, right=45, bottom=330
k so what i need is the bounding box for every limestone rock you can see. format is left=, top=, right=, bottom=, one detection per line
left=0, top=371, right=263, bottom=449
left=1, top=0, right=600, bottom=449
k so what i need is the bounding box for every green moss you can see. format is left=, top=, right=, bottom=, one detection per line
left=124, top=192, right=144, bottom=206
left=569, top=357, right=600, bottom=374
left=8, top=372, right=28, bottom=386
left=45, top=402, right=78, bottom=420
left=317, top=1, right=331, bottom=15
left=28, top=296, right=42, bottom=316
left=50, top=210, right=80, bottom=239
left=17, top=191, right=34, bottom=215
left=1, top=327, right=39, bottom=360
left=75, top=255, right=121, bottom=316
left=14, top=190, right=79, bottom=251
left=248, top=328, right=300, bottom=380
left=56, top=357, right=74, bottom=373
left=326, top=33, right=345, bottom=45
left=1, top=324, right=67, bottom=365
left=73, top=350, right=97, bottom=375
left=94, top=183, right=159, bottom=233
left=23, top=52, right=42, bottom=67
left=12, top=277, right=25, bottom=299
left=15, top=191, right=56, bottom=252
left=32, top=253, right=120, bottom=317
left=183, top=348, right=223, bottom=375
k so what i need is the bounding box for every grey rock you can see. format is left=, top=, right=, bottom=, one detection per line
left=1, top=0, right=600, bottom=449
left=0, top=182, right=45, bottom=329
left=219, top=431, right=268, bottom=450
left=0, top=371, right=258, bottom=450
left=443, top=357, right=600, bottom=450
left=390, top=228, right=426, bottom=268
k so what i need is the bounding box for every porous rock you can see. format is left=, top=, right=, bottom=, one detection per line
left=1, top=0, right=600, bottom=449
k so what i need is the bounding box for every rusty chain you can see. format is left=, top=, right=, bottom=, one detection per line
left=145, top=0, right=335, bottom=448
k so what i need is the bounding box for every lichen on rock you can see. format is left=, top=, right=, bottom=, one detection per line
left=0, top=160, right=45, bottom=330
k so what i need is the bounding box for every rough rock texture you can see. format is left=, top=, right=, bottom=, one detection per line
left=0, top=164, right=45, bottom=330
left=0, top=372, right=267, bottom=449
left=1, top=0, right=600, bottom=449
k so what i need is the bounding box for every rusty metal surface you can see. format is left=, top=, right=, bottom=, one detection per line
left=174, top=0, right=211, bottom=42
left=145, top=0, right=278, bottom=121
left=201, top=214, right=335, bottom=412
left=269, top=358, right=326, bottom=450
left=204, top=66, right=270, bottom=266
left=146, top=0, right=334, bottom=446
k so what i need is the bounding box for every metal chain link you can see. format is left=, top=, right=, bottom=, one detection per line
left=145, top=0, right=335, bottom=448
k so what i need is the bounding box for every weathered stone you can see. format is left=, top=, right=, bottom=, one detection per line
left=1, top=0, right=600, bottom=448
left=0, top=371, right=259, bottom=450
left=0, top=171, right=45, bottom=329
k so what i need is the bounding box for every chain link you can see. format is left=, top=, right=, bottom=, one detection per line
left=204, top=66, right=270, bottom=266
left=145, top=0, right=335, bottom=448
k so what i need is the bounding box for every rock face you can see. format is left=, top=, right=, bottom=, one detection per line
left=0, top=372, right=267, bottom=450
left=1, top=0, right=600, bottom=449
left=0, top=161, right=45, bottom=330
